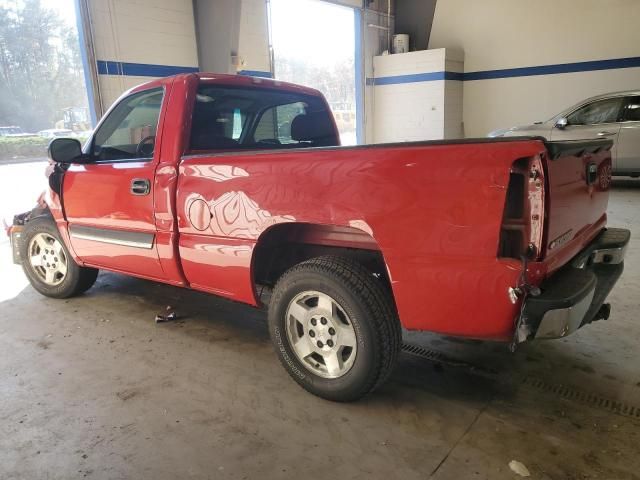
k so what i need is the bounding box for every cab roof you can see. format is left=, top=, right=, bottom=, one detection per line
left=133, top=72, right=324, bottom=98
left=195, top=72, right=322, bottom=97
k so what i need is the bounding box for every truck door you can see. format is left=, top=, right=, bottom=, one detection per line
left=61, top=82, right=169, bottom=280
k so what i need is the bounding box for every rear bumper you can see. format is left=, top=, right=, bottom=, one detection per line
left=517, top=228, right=630, bottom=342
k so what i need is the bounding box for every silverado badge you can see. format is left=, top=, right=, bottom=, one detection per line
left=548, top=229, right=573, bottom=250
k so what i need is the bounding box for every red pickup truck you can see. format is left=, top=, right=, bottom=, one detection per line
left=8, top=73, right=629, bottom=401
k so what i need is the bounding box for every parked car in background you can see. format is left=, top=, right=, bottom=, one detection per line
left=37, top=129, right=75, bottom=139
left=0, top=126, right=24, bottom=136
left=0, top=125, right=29, bottom=137
left=489, top=91, right=640, bottom=177
left=0, top=126, right=37, bottom=137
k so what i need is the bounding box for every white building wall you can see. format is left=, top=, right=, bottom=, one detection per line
left=237, top=0, right=271, bottom=75
left=87, top=0, right=199, bottom=112
left=193, top=0, right=270, bottom=76
left=194, top=0, right=241, bottom=74
left=429, top=0, right=640, bottom=137
left=372, top=49, right=463, bottom=143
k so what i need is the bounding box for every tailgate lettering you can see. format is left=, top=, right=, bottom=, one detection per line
left=549, top=229, right=573, bottom=250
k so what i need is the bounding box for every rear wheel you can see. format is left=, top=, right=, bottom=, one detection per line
left=20, top=217, right=98, bottom=298
left=268, top=255, right=401, bottom=402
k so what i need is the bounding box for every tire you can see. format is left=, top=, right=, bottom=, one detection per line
left=20, top=217, right=98, bottom=299
left=268, top=255, right=401, bottom=402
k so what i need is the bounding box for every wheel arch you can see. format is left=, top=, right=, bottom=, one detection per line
left=251, top=222, right=396, bottom=305
left=27, top=203, right=54, bottom=223
left=23, top=201, right=82, bottom=265
left=8, top=202, right=53, bottom=231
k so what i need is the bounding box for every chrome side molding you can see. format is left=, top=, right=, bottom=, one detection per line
left=69, top=225, right=155, bottom=249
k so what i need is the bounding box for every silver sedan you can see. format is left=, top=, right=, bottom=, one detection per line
left=489, top=91, right=640, bottom=177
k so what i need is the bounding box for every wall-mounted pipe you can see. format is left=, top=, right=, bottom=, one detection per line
left=387, top=0, right=391, bottom=52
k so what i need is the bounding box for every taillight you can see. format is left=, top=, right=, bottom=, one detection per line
left=498, top=155, right=545, bottom=260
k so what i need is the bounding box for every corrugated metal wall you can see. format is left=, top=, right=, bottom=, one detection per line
left=78, top=0, right=396, bottom=139
left=80, top=0, right=199, bottom=116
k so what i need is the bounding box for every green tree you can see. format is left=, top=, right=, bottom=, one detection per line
left=0, top=0, right=88, bottom=132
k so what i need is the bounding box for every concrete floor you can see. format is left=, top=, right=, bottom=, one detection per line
left=1, top=162, right=640, bottom=479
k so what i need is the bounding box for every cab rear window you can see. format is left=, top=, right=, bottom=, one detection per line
left=189, top=84, right=338, bottom=152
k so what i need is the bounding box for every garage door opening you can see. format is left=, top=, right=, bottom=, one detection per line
left=0, top=0, right=91, bottom=141
left=269, top=0, right=359, bottom=145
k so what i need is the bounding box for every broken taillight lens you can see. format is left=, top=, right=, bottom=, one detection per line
left=498, top=155, right=545, bottom=260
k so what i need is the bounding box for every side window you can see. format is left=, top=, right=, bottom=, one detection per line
left=567, top=97, right=624, bottom=126
left=92, top=88, right=163, bottom=161
left=623, top=96, right=640, bottom=122
left=254, top=102, right=307, bottom=144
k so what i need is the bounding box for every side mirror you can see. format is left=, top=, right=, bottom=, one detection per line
left=47, top=138, right=87, bottom=164
left=555, top=117, right=568, bottom=129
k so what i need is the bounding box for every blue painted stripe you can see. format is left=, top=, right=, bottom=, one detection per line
left=367, top=71, right=463, bottom=86
left=367, top=56, right=640, bottom=86
left=465, top=56, right=640, bottom=81
left=96, top=60, right=199, bottom=77
left=237, top=69, right=274, bottom=78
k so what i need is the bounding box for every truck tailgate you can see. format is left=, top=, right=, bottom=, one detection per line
left=542, top=139, right=613, bottom=273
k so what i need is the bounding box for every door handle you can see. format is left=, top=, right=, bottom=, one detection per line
left=597, top=131, right=616, bottom=137
left=130, top=178, right=151, bottom=196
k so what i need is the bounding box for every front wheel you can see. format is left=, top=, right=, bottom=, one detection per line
left=268, top=256, right=401, bottom=402
left=20, top=217, right=98, bottom=299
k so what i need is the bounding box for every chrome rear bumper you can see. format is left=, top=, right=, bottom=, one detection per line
left=517, top=228, right=630, bottom=342
left=535, top=289, right=595, bottom=339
